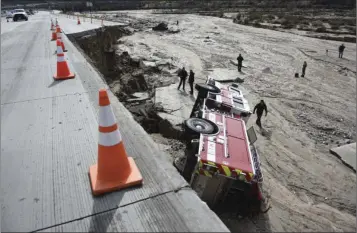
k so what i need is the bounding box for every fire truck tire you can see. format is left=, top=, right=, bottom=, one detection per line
left=184, top=117, right=218, bottom=135
left=195, top=83, right=221, bottom=95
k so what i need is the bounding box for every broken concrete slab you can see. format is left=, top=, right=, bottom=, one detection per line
left=208, top=68, right=240, bottom=82
left=155, top=83, right=194, bottom=126
left=168, top=25, right=180, bottom=33
left=330, top=142, right=356, bottom=172
left=126, top=92, right=150, bottom=103
left=140, top=60, right=157, bottom=68
left=132, top=92, right=150, bottom=99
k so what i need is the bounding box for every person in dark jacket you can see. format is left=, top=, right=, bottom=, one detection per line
left=188, top=70, right=195, bottom=95
left=237, top=54, right=244, bottom=72
left=253, top=100, right=268, bottom=128
left=301, top=61, right=307, bottom=77
left=338, top=44, right=345, bottom=58
left=177, top=67, right=188, bottom=91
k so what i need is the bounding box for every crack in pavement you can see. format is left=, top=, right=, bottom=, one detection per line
left=31, top=185, right=191, bottom=233
left=0, top=91, right=91, bottom=106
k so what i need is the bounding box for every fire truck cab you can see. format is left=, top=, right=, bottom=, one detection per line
left=177, top=78, right=269, bottom=216
left=190, top=77, right=252, bottom=124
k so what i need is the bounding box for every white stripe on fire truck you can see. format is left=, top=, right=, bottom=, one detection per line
left=207, top=112, right=216, bottom=162
left=229, top=92, right=234, bottom=106
left=207, top=141, right=216, bottom=163
left=222, top=114, right=228, bottom=158
left=242, top=120, right=256, bottom=175
left=216, top=94, right=222, bottom=103
left=198, top=111, right=206, bottom=155
left=208, top=112, right=216, bottom=123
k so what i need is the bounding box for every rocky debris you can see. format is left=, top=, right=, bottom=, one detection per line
left=262, top=67, right=273, bottom=74
left=330, top=143, right=356, bottom=173
left=235, top=77, right=245, bottom=83
left=153, top=22, right=168, bottom=31
left=168, top=25, right=180, bottom=33
left=230, top=59, right=238, bottom=66
left=209, top=68, right=241, bottom=82
left=126, top=92, right=150, bottom=103
left=73, top=26, right=184, bottom=141
left=140, top=60, right=157, bottom=68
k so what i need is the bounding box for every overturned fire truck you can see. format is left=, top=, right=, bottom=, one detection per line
left=175, top=77, right=270, bottom=217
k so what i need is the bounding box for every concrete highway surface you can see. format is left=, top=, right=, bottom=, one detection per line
left=1, top=11, right=229, bottom=232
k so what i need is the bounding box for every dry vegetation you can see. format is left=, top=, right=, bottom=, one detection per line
left=232, top=9, right=356, bottom=42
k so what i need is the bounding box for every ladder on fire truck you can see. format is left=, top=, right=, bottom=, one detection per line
left=247, top=126, right=263, bottom=183
left=250, top=145, right=263, bottom=183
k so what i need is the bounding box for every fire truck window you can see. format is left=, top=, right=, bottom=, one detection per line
left=234, top=100, right=244, bottom=109
left=247, top=126, right=257, bottom=144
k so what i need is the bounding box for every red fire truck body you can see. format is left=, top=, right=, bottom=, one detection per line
left=178, top=78, right=268, bottom=216
left=197, top=111, right=255, bottom=183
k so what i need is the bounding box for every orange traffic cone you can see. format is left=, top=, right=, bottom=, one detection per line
left=55, top=24, right=61, bottom=33
left=51, top=28, right=57, bottom=41
left=55, top=26, right=66, bottom=52
left=53, top=39, right=75, bottom=80
left=89, top=89, right=143, bottom=196
left=77, top=16, right=81, bottom=25
left=50, top=20, right=54, bottom=30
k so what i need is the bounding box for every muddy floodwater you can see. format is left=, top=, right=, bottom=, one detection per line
left=70, top=10, right=356, bottom=232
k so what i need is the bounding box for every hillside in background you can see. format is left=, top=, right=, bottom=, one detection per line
left=2, top=0, right=356, bottom=11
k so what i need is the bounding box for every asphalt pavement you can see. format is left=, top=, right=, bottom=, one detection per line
left=1, top=11, right=229, bottom=232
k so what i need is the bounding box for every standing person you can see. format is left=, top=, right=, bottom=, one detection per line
left=326, top=49, right=328, bottom=56
left=338, top=44, right=345, bottom=58
left=188, top=69, right=195, bottom=95
left=253, top=100, right=268, bottom=129
left=177, top=20, right=179, bottom=25
left=301, top=61, right=307, bottom=77
left=177, top=67, right=188, bottom=91
left=237, top=54, right=244, bottom=72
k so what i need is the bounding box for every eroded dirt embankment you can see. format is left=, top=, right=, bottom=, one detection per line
left=68, top=25, right=186, bottom=159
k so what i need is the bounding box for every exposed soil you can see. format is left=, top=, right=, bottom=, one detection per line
left=69, top=11, right=356, bottom=232
left=70, top=25, right=186, bottom=164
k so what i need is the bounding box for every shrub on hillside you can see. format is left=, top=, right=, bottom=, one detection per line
left=316, top=26, right=327, bottom=33
left=265, top=14, right=275, bottom=20
left=300, top=20, right=310, bottom=25
left=253, top=22, right=261, bottom=27
left=282, top=23, right=294, bottom=29
left=329, top=19, right=345, bottom=27
left=312, top=21, right=324, bottom=28
left=248, top=11, right=263, bottom=21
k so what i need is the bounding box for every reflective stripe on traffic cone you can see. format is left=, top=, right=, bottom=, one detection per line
left=56, top=32, right=66, bottom=52
left=53, top=39, right=75, bottom=80
left=89, top=89, right=143, bottom=196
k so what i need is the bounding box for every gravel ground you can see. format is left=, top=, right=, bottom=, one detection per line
left=99, top=10, right=356, bottom=232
